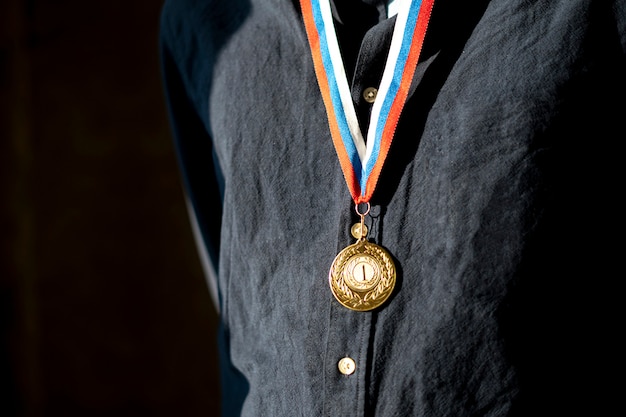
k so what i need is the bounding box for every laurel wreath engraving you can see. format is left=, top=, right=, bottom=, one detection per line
left=329, top=241, right=396, bottom=311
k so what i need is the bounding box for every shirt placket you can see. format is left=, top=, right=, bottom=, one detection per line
left=322, top=7, right=395, bottom=416
left=323, top=204, right=384, bottom=417
left=323, top=299, right=373, bottom=416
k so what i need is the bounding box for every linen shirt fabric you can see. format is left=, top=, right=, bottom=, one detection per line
left=159, top=0, right=626, bottom=416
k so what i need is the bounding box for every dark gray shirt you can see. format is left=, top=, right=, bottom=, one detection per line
left=159, top=0, right=626, bottom=415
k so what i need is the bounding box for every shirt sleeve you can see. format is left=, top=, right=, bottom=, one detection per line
left=159, top=1, right=223, bottom=311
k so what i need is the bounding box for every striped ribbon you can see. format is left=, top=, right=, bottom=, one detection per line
left=300, top=0, right=435, bottom=204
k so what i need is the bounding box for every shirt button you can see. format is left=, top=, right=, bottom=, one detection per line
left=338, top=357, right=356, bottom=375
left=350, top=222, right=368, bottom=239
left=362, top=87, right=378, bottom=103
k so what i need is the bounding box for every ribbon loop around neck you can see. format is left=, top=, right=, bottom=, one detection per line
left=300, top=0, right=435, bottom=204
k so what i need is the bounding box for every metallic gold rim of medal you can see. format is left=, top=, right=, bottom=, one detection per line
left=329, top=203, right=397, bottom=311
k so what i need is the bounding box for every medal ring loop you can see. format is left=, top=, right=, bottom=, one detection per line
left=355, top=202, right=370, bottom=217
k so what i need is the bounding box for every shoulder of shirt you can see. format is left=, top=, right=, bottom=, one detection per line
left=160, top=0, right=237, bottom=39
left=160, top=0, right=253, bottom=47
left=160, top=0, right=215, bottom=33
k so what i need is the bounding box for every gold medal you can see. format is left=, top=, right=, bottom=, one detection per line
left=329, top=204, right=396, bottom=311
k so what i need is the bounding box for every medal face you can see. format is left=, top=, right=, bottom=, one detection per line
left=329, top=240, right=396, bottom=311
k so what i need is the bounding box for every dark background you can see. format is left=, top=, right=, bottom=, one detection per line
left=0, top=0, right=221, bottom=415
